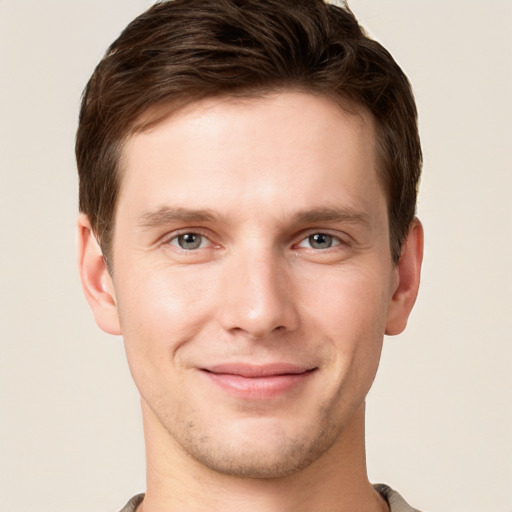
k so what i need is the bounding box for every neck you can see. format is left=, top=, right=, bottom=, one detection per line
left=138, top=400, right=388, bottom=512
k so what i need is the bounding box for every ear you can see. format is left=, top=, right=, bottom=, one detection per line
left=385, top=218, right=424, bottom=336
left=77, top=214, right=121, bottom=335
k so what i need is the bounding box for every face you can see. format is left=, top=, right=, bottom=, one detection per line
left=81, top=91, right=418, bottom=478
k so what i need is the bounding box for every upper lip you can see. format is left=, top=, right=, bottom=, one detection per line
left=202, top=363, right=316, bottom=378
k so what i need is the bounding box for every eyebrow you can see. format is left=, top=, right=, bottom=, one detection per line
left=137, top=206, right=223, bottom=229
left=292, top=206, right=371, bottom=227
left=137, top=205, right=371, bottom=229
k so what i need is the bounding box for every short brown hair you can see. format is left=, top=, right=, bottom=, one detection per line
left=76, top=0, right=421, bottom=265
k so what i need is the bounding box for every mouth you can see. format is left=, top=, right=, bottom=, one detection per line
left=200, top=363, right=318, bottom=400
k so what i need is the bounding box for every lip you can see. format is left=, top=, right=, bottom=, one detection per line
left=200, top=363, right=317, bottom=400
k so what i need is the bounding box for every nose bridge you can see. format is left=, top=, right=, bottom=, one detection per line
left=218, top=243, right=298, bottom=339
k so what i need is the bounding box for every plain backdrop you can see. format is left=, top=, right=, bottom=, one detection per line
left=1, top=1, right=511, bottom=511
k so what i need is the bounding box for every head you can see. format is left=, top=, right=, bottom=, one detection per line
left=76, top=0, right=423, bottom=482
left=76, top=0, right=421, bottom=268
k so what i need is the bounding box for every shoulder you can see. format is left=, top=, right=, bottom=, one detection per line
left=118, top=493, right=144, bottom=512
left=374, top=484, right=423, bottom=512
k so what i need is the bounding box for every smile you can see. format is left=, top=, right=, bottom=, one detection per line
left=200, top=364, right=318, bottom=400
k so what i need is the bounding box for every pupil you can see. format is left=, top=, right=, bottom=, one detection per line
left=310, top=233, right=332, bottom=249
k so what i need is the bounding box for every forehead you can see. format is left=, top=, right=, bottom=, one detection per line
left=117, top=91, right=385, bottom=227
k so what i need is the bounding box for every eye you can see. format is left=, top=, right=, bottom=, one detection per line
left=169, top=232, right=209, bottom=250
left=298, top=233, right=341, bottom=250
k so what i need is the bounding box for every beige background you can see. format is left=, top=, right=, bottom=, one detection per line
left=1, top=1, right=511, bottom=511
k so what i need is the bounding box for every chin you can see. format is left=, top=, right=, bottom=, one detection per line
left=175, top=416, right=343, bottom=479
left=186, top=442, right=327, bottom=479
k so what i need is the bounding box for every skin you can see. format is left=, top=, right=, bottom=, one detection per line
left=78, top=91, right=423, bottom=512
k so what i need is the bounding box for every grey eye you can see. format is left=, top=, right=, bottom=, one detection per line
left=174, top=233, right=204, bottom=250
left=297, top=233, right=341, bottom=250
left=308, top=233, right=334, bottom=249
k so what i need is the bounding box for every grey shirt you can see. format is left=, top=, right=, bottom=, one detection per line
left=119, top=484, right=422, bottom=511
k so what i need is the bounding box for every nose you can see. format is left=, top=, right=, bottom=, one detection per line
left=217, top=249, right=299, bottom=340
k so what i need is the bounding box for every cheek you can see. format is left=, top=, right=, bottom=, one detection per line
left=300, top=263, right=391, bottom=378
left=114, top=264, right=218, bottom=374
left=302, top=262, right=391, bottom=333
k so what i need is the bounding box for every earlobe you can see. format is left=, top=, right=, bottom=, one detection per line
left=385, top=218, right=424, bottom=336
left=77, top=214, right=122, bottom=335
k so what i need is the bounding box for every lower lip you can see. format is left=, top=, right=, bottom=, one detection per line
left=201, top=370, right=315, bottom=400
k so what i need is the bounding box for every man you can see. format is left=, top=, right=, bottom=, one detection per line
left=76, top=1, right=424, bottom=510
